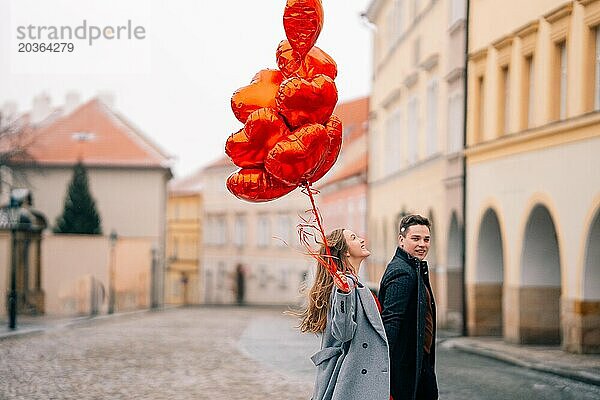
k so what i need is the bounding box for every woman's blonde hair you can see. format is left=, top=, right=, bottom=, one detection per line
left=298, top=228, right=354, bottom=334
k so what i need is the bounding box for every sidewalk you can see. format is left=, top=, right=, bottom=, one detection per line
left=443, top=335, right=600, bottom=386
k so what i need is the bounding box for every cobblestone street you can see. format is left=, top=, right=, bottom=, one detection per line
left=0, top=307, right=316, bottom=400
left=2, top=307, right=599, bottom=399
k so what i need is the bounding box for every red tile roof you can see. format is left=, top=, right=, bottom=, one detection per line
left=203, top=155, right=235, bottom=169
left=8, top=98, right=172, bottom=169
left=169, top=168, right=204, bottom=194
left=334, top=97, right=369, bottom=144
left=320, top=153, right=367, bottom=187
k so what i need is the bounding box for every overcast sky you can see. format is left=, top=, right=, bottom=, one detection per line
left=0, top=0, right=373, bottom=178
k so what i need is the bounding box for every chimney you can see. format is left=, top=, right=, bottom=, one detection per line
left=31, top=93, right=52, bottom=125
left=97, top=91, right=115, bottom=108
left=0, top=101, right=17, bottom=130
left=64, top=91, right=81, bottom=114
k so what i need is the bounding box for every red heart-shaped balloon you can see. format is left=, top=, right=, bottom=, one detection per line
left=309, top=114, right=343, bottom=183
left=276, top=74, right=338, bottom=129
left=231, top=69, right=284, bottom=123
left=225, top=108, right=290, bottom=168
left=276, top=40, right=337, bottom=80
left=265, top=123, right=329, bottom=185
left=283, top=0, right=324, bottom=60
left=227, top=168, right=296, bottom=203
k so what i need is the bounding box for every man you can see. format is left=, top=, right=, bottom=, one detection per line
left=378, top=214, right=438, bottom=400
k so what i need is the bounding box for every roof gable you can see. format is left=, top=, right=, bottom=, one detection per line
left=12, top=98, right=171, bottom=169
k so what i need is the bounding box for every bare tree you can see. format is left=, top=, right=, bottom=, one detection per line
left=0, top=111, right=38, bottom=202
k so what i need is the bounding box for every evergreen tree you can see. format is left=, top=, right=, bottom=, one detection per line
left=54, top=162, right=102, bottom=234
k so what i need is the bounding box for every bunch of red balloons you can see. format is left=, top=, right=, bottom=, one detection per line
left=225, top=0, right=342, bottom=203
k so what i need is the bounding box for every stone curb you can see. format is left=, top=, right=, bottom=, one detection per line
left=447, top=340, right=600, bottom=387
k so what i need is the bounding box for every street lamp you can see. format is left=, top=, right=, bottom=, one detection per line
left=7, top=204, right=20, bottom=330
left=108, top=230, right=118, bottom=314
left=151, top=244, right=158, bottom=310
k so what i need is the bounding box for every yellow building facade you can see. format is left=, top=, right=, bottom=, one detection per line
left=165, top=178, right=203, bottom=305
left=366, top=0, right=467, bottom=331
left=466, top=0, right=600, bottom=353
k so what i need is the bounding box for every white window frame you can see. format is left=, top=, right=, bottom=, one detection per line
left=407, top=96, right=419, bottom=164
left=449, top=0, right=466, bottom=27
left=257, top=214, right=270, bottom=247
left=277, top=213, right=291, bottom=246
left=447, top=90, right=464, bottom=153
left=385, top=107, right=403, bottom=175
left=234, top=214, right=246, bottom=247
left=426, top=79, right=439, bottom=156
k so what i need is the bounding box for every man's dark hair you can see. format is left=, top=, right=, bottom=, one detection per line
left=398, top=214, right=431, bottom=237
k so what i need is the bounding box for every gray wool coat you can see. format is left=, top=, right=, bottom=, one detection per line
left=310, top=277, right=390, bottom=400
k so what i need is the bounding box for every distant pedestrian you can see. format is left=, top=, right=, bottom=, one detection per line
left=298, top=228, right=390, bottom=400
left=379, top=214, right=438, bottom=400
left=235, top=264, right=245, bottom=305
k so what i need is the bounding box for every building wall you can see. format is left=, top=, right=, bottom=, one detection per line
left=466, top=0, right=600, bottom=352
left=165, top=193, right=202, bottom=305
left=201, top=164, right=313, bottom=306
left=367, top=0, right=466, bottom=329
left=42, top=235, right=154, bottom=316
left=15, top=166, right=169, bottom=240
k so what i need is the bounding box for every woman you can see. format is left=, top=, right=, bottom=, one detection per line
left=299, top=228, right=390, bottom=400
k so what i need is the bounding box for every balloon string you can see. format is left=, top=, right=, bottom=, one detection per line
left=301, top=182, right=349, bottom=292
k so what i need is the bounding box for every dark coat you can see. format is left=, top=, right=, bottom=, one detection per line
left=311, top=277, right=390, bottom=400
left=378, top=247, right=437, bottom=400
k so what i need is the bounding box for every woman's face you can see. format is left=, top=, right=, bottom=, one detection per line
left=343, top=229, right=371, bottom=260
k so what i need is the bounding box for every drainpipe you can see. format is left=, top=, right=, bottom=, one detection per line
left=461, top=0, right=471, bottom=337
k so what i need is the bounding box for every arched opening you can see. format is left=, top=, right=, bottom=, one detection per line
left=470, top=208, right=504, bottom=336
left=446, top=211, right=464, bottom=331
left=427, top=210, right=438, bottom=269
left=583, top=209, right=600, bottom=300
left=519, top=204, right=561, bottom=344
left=578, top=208, right=600, bottom=353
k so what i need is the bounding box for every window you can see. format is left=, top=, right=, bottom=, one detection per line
left=426, top=79, right=439, bottom=156
left=411, top=0, right=419, bottom=21
left=447, top=90, right=464, bottom=153
left=557, top=41, right=568, bottom=120
left=396, top=0, right=405, bottom=37
left=258, top=265, right=268, bottom=288
left=523, top=56, right=535, bottom=128
left=385, top=108, right=403, bottom=174
left=342, top=125, right=354, bottom=138
left=215, top=215, right=226, bottom=245
left=449, top=0, right=465, bottom=26
left=476, top=76, right=485, bottom=142
left=257, top=214, right=270, bottom=247
left=407, top=96, right=419, bottom=164
left=217, top=263, right=225, bottom=289
left=276, top=214, right=291, bottom=246
left=386, top=7, right=396, bottom=48
left=413, top=37, right=421, bottom=67
left=170, top=237, right=178, bottom=260
left=279, top=268, right=289, bottom=289
left=205, top=215, right=226, bottom=245
left=595, top=27, right=600, bottom=110
left=499, top=66, right=510, bottom=134
left=234, top=214, right=246, bottom=247
left=358, top=196, right=367, bottom=235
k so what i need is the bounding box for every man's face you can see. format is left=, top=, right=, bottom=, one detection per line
left=398, top=224, right=431, bottom=260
